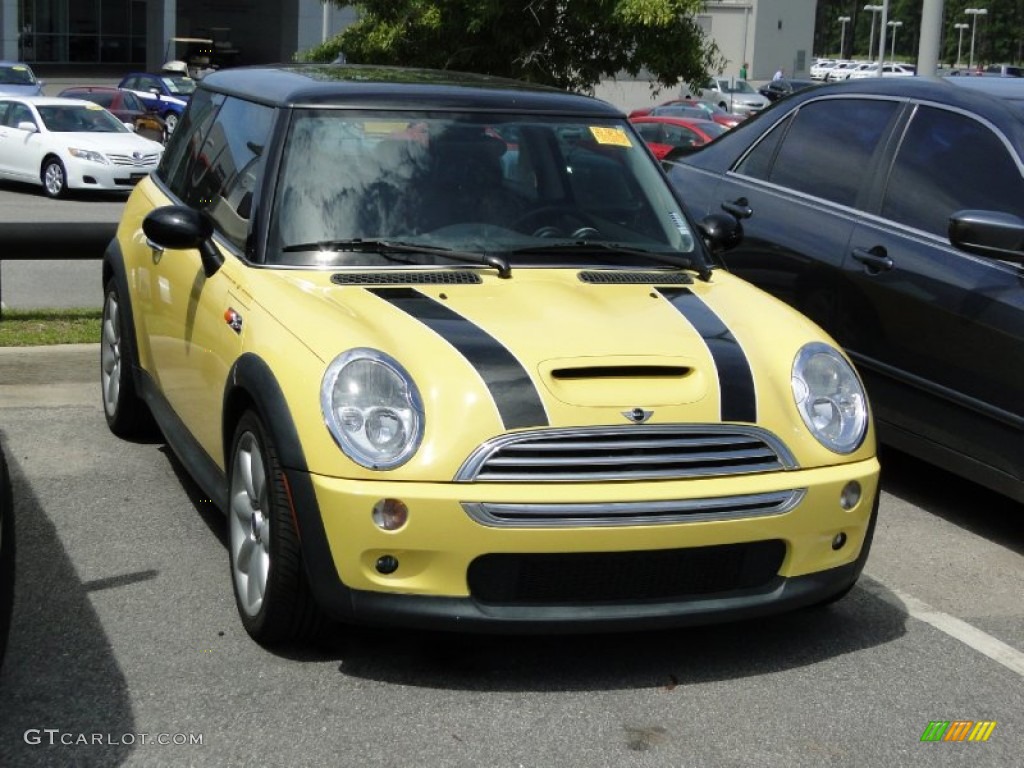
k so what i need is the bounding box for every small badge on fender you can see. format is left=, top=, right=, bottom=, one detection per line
left=224, top=308, right=243, bottom=333
left=622, top=408, right=653, bottom=424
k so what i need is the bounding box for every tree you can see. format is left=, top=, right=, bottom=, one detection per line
left=300, top=0, right=725, bottom=93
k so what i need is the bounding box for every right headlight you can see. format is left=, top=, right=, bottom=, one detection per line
left=321, top=348, right=424, bottom=469
left=791, top=342, right=868, bottom=454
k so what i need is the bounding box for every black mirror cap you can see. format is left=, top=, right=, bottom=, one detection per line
left=949, top=209, right=1024, bottom=264
left=698, top=212, right=743, bottom=254
left=143, top=206, right=223, bottom=277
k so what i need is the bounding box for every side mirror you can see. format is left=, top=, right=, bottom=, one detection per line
left=949, top=209, right=1024, bottom=264
left=16, top=121, right=37, bottom=133
left=124, top=122, right=136, bottom=132
left=698, top=213, right=743, bottom=254
left=142, top=206, right=224, bottom=277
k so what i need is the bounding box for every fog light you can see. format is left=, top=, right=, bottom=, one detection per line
left=832, top=532, right=847, bottom=551
left=372, top=498, right=408, bottom=531
left=840, top=481, right=861, bottom=511
left=376, top=555, right=399, bottom=574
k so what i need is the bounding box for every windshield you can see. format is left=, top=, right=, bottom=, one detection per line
left=161, top=75, right=196, bottom=95
left=269, top=110, right=700, bottom=271
left=38, top=104, right=129, bottom=133
left=0, top=65, right=37, bottom=85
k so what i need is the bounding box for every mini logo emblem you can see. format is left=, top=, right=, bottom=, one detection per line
left=622, top=408, right=653, bottom=424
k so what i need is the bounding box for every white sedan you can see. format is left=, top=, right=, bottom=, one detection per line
left=0, top=95, right=164, bottom=198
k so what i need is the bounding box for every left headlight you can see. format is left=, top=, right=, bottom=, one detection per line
left=68, top=148, right=108, bottom=164
left=321, top=348, right=424, bottom=469
left=791, top=342, right=868, bottom=454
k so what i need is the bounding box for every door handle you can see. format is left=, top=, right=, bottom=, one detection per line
left=851, top=246, right=893, bottom=272
left=721, top=198, right=752, bottom=219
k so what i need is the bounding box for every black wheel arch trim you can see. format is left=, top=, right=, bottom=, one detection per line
left=101, top=239, right=146, bottom=395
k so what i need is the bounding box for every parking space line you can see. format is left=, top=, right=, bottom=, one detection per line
left=861, top=578, right=1024, bottom=677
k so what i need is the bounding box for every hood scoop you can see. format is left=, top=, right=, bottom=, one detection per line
left=539, top=357, right=708, bottom=407
left=331, top=271, right=482, bottom=285
left=577, top=270, right=692, bottom=285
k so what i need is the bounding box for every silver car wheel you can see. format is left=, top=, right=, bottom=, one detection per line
left=230, top=431, right=271, bottom=618
left=100, top=291, right=122, bottom=417
left=43, top=161, right=65, bottom=197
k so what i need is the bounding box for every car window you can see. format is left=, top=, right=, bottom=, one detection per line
left=634, top=123, right=664, bottom=142
left=158, top=88, right=223, bottom=199
left=269, top=110, right=695, bottom=267
left=741, top=98, right=899, bottom=207
left=734, top=113, right=793, bottom=180
left=159, top=93, right=270, bottom=251
left=0, top=65, right=36, bottom=85
left=121, top=91, right=143, bottom=111
left=5, top=103, right=36, bottom=129
left=881, top=105, right=1024, bottom=236
left=664, top=124, right=700, bottom=146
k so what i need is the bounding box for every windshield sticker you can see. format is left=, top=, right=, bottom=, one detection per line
left=85, top=103, right=103, bottom=110
left=589, top=126, right=632, bottom=147
left=669, top=212, right=695, bottom=250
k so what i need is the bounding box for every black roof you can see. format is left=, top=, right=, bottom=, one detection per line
left=197, top=63, right=623, bottom=117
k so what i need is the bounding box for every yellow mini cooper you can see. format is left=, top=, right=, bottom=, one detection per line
left=101, top=64, right=880, bottom=646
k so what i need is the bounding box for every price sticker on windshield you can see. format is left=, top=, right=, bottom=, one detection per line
left=589, top=126, right=632, bottom=147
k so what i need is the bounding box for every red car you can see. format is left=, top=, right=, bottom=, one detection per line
left=630, top=116, right=728, bottom=159
left=630, top=99, right=745, bottom=129
left=57, top=85, right=167, bottom=143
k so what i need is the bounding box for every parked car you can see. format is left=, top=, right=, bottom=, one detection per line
left=982, top=64, right=1024, bottom=78
left=631, top=99, right=744, bottom=128
left=0, top=61, right=43, bottom=96
left=689, top=78, right=770, bottom=115
left=810, top=59, right=841, bottom=80
left=825, top=61, right=866, bottom=81
left=116, top=72, right=195, bottom=134
left=101, top=63, right=879, bottom=646
left=0, top=441, right=13, bottom=671
left=758, top=78, right=818, bottom=101
left=847, top=63, right=916, bottom=79
left=0, top=96, right=164, bottom=198
left=666, top=77, right=1024, bottom=502
left=58, top=86, right=168, bottom=143
left=630, top=115, right=727, bottom=158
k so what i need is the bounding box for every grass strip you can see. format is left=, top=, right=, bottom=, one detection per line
left=0, top=308, right=102, bottom=347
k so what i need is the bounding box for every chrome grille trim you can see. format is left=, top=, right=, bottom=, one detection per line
left=455, top=425, right=796, bottom=483
left=463, top=489, right=805, bottom=528
left=107, top=153, right=160, bottom=166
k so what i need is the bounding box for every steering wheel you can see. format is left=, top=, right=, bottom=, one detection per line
left=513, top=206, right=600, bottom=238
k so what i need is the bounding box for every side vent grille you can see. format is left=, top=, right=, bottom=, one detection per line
left=578, top=271, right=693, bottom=285
left=332, top=272, right=482, bottom=285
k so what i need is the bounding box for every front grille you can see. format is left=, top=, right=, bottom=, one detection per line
left=107, top=152, right=160, bottom=166
left=455, top=425, right=795, bottom=482
left=331, top=271, right=482, bottom=285
left=468, top=540, right=785, bottom=605
left=462, top=489, right=804, bottom=528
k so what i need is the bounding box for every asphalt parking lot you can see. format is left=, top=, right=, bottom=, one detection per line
left=0, top=344, right=1022, bottom=767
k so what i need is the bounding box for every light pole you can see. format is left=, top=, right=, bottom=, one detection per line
left=965, top=8, right=988, bottom=71
left=838, top=16, right=851, bottom=59
left=864, top=5, right=884, bottom=60
left=887, top=20, right=903, bottom=61
left=954, top=22, right=970, bottom=68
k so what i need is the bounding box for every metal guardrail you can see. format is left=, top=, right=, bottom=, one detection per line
left=0, top=221, right=116, bottom=319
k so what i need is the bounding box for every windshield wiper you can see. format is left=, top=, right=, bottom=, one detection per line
left=505, top=241, right=712, bottom=281
left=281, top=238, right=511, bottom=279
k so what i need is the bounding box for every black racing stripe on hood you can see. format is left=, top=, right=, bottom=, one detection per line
left=658, top=287, right=756, bottom=423
left=368, top=287, right=548, bottom=430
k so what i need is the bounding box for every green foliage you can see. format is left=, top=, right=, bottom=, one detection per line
left=0, top=309, right=101, bottom=347
left=301, top=0, right=724, bottom=92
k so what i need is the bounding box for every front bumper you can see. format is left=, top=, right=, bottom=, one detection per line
left=66, top=160, right=157, bottom=191
left=287, top=459, right=879, bottom=632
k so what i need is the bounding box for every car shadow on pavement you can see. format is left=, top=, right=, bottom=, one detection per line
left=0, top=432, right=137, bottom=767
left=879, top=446, right=1024, bottom=555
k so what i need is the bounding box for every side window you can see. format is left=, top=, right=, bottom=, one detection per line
left=760, top=99, right=899, bottom=206
left=882, top=106, right=1024, bottom=236
left=122, top=77, right=138, bottom=90
left=635, top=123, right=663, bottom=143
left=9, top=104, right=35, bottom=129
left=183, top=96, right=275, bottom=251
left=157, top=88, right=222, bottom=198
left=735, top=113, right=793, bottom=180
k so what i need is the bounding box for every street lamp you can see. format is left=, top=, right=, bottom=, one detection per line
left=954, top=22, right=970, bottom=68
left=887, top=20, right=903, bottom=62
left=838, top=16, right=851, bottom=59
left=864, top=5, right=883, bottom=60
left=965, top=8, right=988, bottom=71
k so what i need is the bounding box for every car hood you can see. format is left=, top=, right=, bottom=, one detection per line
left=251, top=267, right=852, bottom=478
left=0, top=84, right=43, bottom=96
left=55, top=131, right=164, bottom=154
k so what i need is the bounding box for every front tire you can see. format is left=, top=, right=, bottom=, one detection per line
left=101, top=279, right=155, bottom=438
left=228, top=411, right=322, bottom=646
left=42, top=157, right=67, bottom=199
